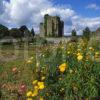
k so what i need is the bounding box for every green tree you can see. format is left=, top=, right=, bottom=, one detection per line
left=19, top=25, right=28, bottom=33
left=0, top=24, right=9, bottom=38
left=71, top=29, right=77, bottom=36
left=71, top=29, right=77, bottom=42
left=19, top=25, right=32, bottom=37
left=10, top=28, right=22, bottom=38
left=19, top=25, right=29, bottom=37
left=83, top=27, right=91, bottom=40
left=31, top=28, right=35, bottom=37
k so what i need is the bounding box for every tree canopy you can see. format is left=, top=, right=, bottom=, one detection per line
left=0, top=24, right=9, bottom=38
left=83, top=27, right=91, bottom=40
left=71, top=29, right=77, bottom=36
left=0, top=24, right=34, bottom=39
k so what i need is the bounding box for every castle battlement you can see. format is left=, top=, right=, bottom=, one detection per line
left=40, top=14, right=64, bottom=37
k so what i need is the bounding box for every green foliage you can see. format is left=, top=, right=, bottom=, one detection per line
left=71, top=29, right=77, bottom=36
left=33, top=37, right=48, bottom=45
left=0, top=24, right=34, bottom=39
left=71, top=29, right=77, bottom=42
left=31, top=28, right=35, bottom=37
left=29, top=39, right=100, bottom=100
left=10, top=28, right=22, bottom=38
left=0, top=24, right=9, bottom=38
left=19, top=25, right=28, bottom=33
left=90, top=36, right=100, bottom=50
left=83, top=27, right=91, bottom=40
left=0, top=39, right=100, bottom=100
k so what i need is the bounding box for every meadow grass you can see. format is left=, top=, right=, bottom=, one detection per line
left=0, top=38, right=100, bottom=100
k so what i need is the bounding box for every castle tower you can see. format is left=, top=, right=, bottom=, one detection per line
left=40, top=14, right=64, bottom=37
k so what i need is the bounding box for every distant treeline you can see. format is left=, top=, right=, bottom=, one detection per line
left=0, top=24, right=35, bottom=39
left=0, top=24, right=99, bottom=40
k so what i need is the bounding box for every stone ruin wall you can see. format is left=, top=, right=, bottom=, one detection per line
left=40, top=14, right=64, bottom=37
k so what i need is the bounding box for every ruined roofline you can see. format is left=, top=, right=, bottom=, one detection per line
left=40, top=14, right=64, bottom=37
left=44, top=14, right=60, bottom=20
left=40, top=22, right=44, bottom=25
left=60, top=20, right=64, bottom=23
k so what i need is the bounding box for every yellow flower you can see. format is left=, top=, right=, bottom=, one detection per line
left=32, top=80, right=38, bottom=85
left=59, top=63, right=68, bottom=73
left=77, top=49, right=81, bottom=51
left=61, top=46, right=64, bottom=49
left=39, top=97, right=44, bottom=100
left=60, top=88, right=64, bottom=92
left=77, top=54, right=83, bottom=61
left=77, top=52, right=81, bottom=56
left=26, top=91, right=33, bottom=97
left=95, top=52, right=99, bottom=55
left=85, top=98, right=89, bottom=100
left=67, top=51, right=70, bottom=54
left=95, top=52, right=100, bottom=58
left=34, top=85, right=38, bottom=90
left=30, top=57, right=34, bottom=60
left=46, top=93, right=49, bottom=96
left=69, top=69, right=74, bottom=74
left=69, top=43, right=72, bottom=46
left=89, top=47, right=93, bottom=50
left=27, top=60, right=32, bottom=64
left=32, top=90, right=38, bottom=97
left=41, top=76, right=45, bottom=80
left=59, top=67, right=66, bottom=72
left=36, top=62, right=39, bottom=67
left=27, top=98, right=33, bottom=100
left=38, top=82, right=45, bottom=90
left=89, top=47, right=94, bottom=51
left=59, top=78, right=62, bottom=80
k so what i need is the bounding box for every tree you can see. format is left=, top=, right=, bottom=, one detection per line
left=71, top=29, right=77, bottom=42
left=19, top=25, right=29, bottom=37
left=19, top=25, right=32, bottom=37
left=0, top=24, right=9, bottom=38
left=83, top=27, right=91, bottom=40
left=31, top=28, right=35, bottom=37
left=71, top=29, right=77, bottom=36
left=19, top=25, right=28, bottom=33
left=10, top=28, right=22, bottom=38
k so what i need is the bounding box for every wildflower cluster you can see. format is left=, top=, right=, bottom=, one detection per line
left=26, top=39, right=100, bottom=100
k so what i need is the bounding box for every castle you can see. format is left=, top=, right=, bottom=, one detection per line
left=40, top=14, right=64, bottom=37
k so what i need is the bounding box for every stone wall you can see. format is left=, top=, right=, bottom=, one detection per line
left=40, top=14, right=64, bottom=37
left=46, top=37, right=70, bottom=44
left=40, top=23, right=45, bottom=37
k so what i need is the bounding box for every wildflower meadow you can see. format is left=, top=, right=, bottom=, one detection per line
left=0, top=37, right=100, bottom=100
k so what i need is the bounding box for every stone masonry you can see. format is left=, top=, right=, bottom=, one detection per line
left=40, top=14, right=64, bottom=37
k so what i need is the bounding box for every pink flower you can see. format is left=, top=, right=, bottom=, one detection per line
left=18, top=84, right=27, bottom=95
left=12, top=67, right=18, bottom=74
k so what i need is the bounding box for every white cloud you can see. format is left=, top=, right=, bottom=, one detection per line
left=72, top=16, right=100, bottom=30
left=86, top=3, right=100, bottom=10
left=41, top=6, right=75, bottom=19
left=0, top=0, right=52, bottom=28
left=0, top=0, right=100, bottom=35
left=0, top=0, right=5, bottom=14
left=0, top=0, right=75, bottom=32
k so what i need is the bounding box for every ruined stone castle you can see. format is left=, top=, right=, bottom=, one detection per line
left=40, top=14, right=64, bottom=37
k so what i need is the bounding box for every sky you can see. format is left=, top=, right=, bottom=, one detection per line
left=0, top=0, right=100, bottom=35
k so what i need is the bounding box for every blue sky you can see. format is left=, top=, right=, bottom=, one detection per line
left=0, top=0, right=100, bottom=35
left=54, top=0, right=100, bottom=17
left=5, top=0, right=100, bottom=17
